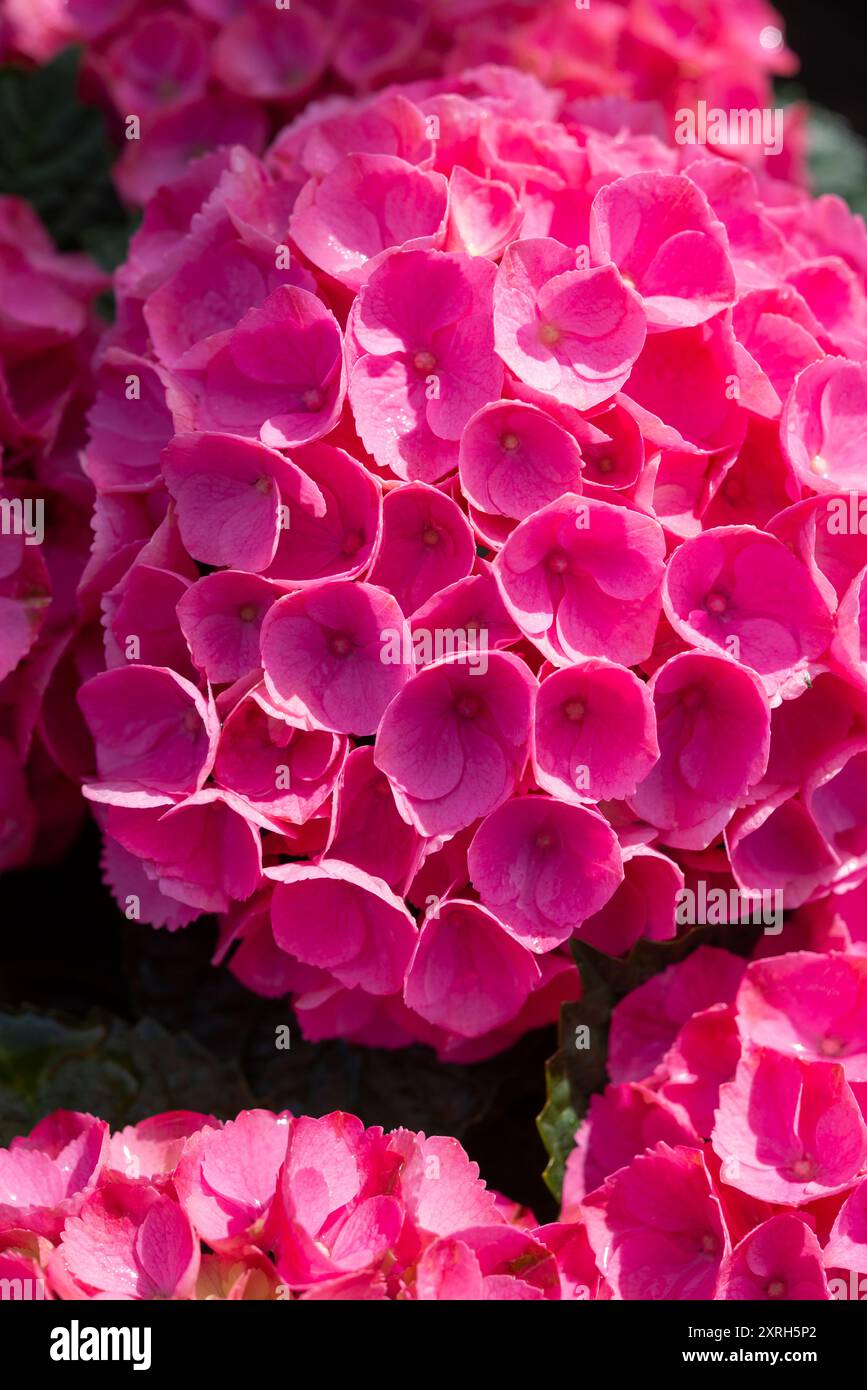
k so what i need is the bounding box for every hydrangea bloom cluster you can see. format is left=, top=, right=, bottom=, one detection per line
left=0, top=197, right=109, bottom=874
left=0, top=1106, right=589, bottom=1300
left=72, top=59, right=867, bottom=1056
left=0, top=0, right=799, bottom=205
left=563, top=912, right=867, bottom=1301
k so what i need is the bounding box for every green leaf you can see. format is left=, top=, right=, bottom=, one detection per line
left=0, top=45, right=134, bottom=261
left=0, top=1007, right=253, bottom=1145
left=807, top=105, right=867, bottom=217
left=538, top=1052, right=580, bottom=1203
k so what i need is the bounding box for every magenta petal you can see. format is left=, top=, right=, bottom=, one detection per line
left=467, top=795, right=623, bottom=951
left=404, top=898, right=540, bottom=1038
left=267, top=858, right=417, bottom=995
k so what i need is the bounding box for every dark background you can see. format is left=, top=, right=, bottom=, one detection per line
left=781, top=0, right=867, bottom=135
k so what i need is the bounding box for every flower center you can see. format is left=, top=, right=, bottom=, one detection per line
left=500, top=432, right=520, bottom=452
left=535, top=831, right=555, bottom=849
left=329, top=633, right=352, bottom=658
left=705, top=590, right=728, bottom=615
left=182, top=709, right=200, bottom=733
left=239, top=604, right=258, bottom=623
left=546, top=549, right=570, bottom=574
left=342, top=528, right=363, bottom=556
left=700, top=1233, right=718, bottom=1256
left=302, top=387, right=323, bottom=411
left=820, top=1035, right=845, bottom=1057
left=810, top=454, right=828, bottom=477
left=767, top=1279, right=786, bottom=1299
left=792, top=1156, right=817, bottom=1181
left=596, top=455, right=614, bottom=474
left=422, top=526, right=440, bottom=547
left=413, top=349, right=437, bottom=373
left=564, top=698, right=586, bottom=722
left=539, top=322, right=561, bottom=346
left=456, top=694, right=480, bottom=719
left=254, top=475, right=272, bottom=494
